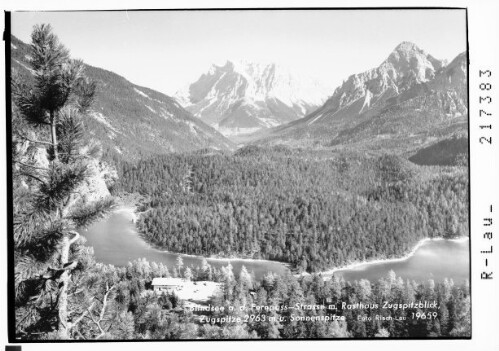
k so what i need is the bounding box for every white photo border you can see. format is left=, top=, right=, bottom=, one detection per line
left=1, top=1, right=497, bottom=350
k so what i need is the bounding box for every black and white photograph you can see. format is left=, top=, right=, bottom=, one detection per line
left=6, top=7, right=474, bottom=343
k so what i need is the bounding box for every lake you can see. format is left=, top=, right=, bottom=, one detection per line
left=82, top=210, right=469, bottom=283
left=81, top=209, right=290, bottom=280
left=328, top=238, right=469, bottom=283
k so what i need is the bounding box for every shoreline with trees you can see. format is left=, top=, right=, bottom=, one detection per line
left=94, top=204, right=469, bottom=280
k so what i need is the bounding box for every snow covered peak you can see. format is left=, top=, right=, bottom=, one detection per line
left=180, top=60, right=329, bottom=107
left=175, top=60, right=331, bottom=136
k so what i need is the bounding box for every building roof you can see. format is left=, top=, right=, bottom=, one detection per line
left=151, top=277, right=185, bottom=286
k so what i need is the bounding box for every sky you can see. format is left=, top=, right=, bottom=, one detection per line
left=12, top=10, right=467, bottom=96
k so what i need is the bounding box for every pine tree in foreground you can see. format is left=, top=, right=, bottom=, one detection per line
left=12, top=24, right=115, bottom=339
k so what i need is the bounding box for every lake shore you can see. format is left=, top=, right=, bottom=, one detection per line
left=112, top=205, right=468, bottom=278
left=114, top=205, right=138, bottom=222
left=113, top=205, right=291, bottom=268
left=311, top=236, right=470, bottom=278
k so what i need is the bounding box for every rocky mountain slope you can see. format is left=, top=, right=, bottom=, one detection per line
left=10, top=35, right=234, bottom=161
left=255, top=42, right=468, bottom=162
left=300, top=41, right=447, bottom=126
left=175, top=60, right=330, bottom=137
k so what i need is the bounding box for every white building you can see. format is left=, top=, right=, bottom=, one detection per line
left=151, top=277, right=185, bottom=293
left=151, top=278, right=222, bottom=301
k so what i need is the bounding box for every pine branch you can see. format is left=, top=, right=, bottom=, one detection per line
left=14, top=160, right=50, bottom=171
left=99, top=283, right=115, bottom=322
left=68, top=197, right=116, bottom=228
left=57, top=109, right=85, bottom=163
left=67, top=231, right=80, bottom=245
left=30, top=24, right=69, bottom=72
left=72, top=75, right=97, bottom=114
left=17, top=171, right=46, bottom=185
left=83, top=143, right=102, bottom=160
left=12, top=82, right=50, bottom=126
left=14, top=218, right=66, bottom=272
left=68, top=288, right=86, bottom=297
left=70, top=301, right=95, bottom=330
left=14, top=258, right=53, bottom=305
left=75, top=329, right=86, bottom=340
left=13, top=131, right=53, bottom=146
left=36, top=162, right=88, bottom=213
left=94, top=283, right=115, bottom=339
left=14, top=221, right=65, bottom=257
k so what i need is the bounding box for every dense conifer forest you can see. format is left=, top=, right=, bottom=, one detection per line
left=113, top=146, right=469, bottom=272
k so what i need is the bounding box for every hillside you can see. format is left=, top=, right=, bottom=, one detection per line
left=409, top=136, right=468, bottom=166
left=10, top=35, right=235, bottom=160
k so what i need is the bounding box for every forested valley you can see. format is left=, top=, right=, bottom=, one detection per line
left=112, top=146, right=469, bottom=273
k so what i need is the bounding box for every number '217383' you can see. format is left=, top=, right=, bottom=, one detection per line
left=479, top=70, right=492, bottom=145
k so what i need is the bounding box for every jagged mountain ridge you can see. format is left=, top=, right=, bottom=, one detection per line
left=10, top=35, right=234, bottom=160
left=255, top=42, right=467, bottom=158
left=175, top=60, right=331, bottom=137
left=293, top=41, right=448, bottom=127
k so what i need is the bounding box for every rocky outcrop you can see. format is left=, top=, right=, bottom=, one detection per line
left=77, top=159, right=116, bottom=204
left=15, top=136, right=116, bottom=209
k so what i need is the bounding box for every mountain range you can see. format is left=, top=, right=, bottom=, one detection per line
left=11, top=35, right=467, bottom=166
left=175, top=61, right=330, bottom=137
left=10, top=35, right=234, bottom=161
left=253, top=42, right=468, bottom=164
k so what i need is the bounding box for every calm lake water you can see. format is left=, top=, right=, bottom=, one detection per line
left=82, top=211, right=469, bottom=282
left=82, top=211, right=289, bottom=280
left=330, top=239, right=469, bottom=283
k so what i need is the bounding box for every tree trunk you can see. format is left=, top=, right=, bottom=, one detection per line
left=57, top=235, right=70, bottom=339
left=50, top=111, right=58, bottom=161
left=57, top=231, right=79, bottom=339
